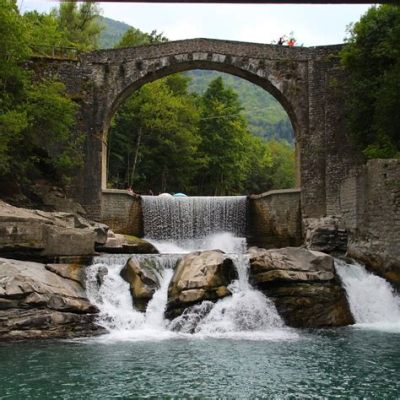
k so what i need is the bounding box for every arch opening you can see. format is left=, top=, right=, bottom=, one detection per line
left=103, top=62, right=300, bottom=196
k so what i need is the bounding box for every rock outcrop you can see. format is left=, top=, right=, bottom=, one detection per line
left=0, top=258, right=102, bottom=340
left=97, top=231, right=158, bottom=254
left=304, top=216, right=348, bottom=255
left=120, top=257, right=162, bottom=311
left=347, top=241, right=400, bottom=291
left=166, top=250, right=237, bottom=319
left=0, top=200, right=108, bottom=260
left=248, top=247, right=354, bottom=328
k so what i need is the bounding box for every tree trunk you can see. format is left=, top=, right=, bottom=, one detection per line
left=129, top=126, right=142, bottom=187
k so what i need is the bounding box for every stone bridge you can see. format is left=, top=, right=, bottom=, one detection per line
left=34, top=38, right=356, bottom=221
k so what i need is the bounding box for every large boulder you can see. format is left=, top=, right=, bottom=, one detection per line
left=0, top=258, right=102, bottom=340
left=120, top=257, right=161, bottom=311
left=0, top=200, right=108, bottom=260
left=166, top=250, right=237, bottom=319
left=248, top=247, right=354, bottom=328
left=303, top=216, right=348, bottom=255
left=97, top=231, right=158, bottom=254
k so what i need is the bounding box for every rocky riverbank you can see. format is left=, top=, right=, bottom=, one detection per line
left=0, top=258, right=103, bottom=340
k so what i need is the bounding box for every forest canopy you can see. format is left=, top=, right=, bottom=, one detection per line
left=341, top=4, right=400, bottom=159
left=0, top=0, right=82, bottom=188
left=108, top=74, right=296, bottom=196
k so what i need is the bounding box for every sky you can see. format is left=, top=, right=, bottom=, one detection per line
left=20, top=1, right=373, bottom=46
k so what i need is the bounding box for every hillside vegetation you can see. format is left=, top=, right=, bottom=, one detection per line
left=186, top=70, right=294, bottom=143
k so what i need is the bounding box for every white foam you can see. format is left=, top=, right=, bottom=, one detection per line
left=336, top=259, right=400, bottom=330
left=86, top=253, right=297, bottom=343
left=148, top=232, right=247, bottom=254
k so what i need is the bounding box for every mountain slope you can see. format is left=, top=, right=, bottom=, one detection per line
left=98, top=16, right=130, bottom=49
left=186, top=70, right=294, bottom=143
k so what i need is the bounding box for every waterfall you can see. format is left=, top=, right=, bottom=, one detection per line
left=336, top=259, right=400, bottom=330
left=86, top=253, right=295, bottom=341
left=170, top=255, right=286, bottom=339
left=85, top=254, right=180, bottom=341
left=141, top=196, right=247, bottom=240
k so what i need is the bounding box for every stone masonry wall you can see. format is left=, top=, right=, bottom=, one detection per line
left=101, top=190, right=143, bottom=236
left=28, top=40, right=358, bottom=226
left=340, top=159, right=400, bottom=289
left=28, top=40, right=352, bottom=222
left=247, top=189, right=302, bottom=249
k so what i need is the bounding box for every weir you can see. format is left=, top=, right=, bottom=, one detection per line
left=141, top=195, right=247, bottom=240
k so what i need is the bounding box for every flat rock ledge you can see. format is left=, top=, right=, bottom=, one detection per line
left=97, top=232, right=158, bottom=254
left=249, top=247, right=354, bottom=328
left=0, top=200, right=108, bottom=261
left=166, top=250, right=237, bottom=319
left=0, top=258, right=103, bottom=341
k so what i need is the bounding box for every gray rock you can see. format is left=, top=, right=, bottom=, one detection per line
left=0, top=200, right=108, bottom=259
left=120, top=257, right=161, bottom=312
left=304, top=216, right=348, bottom=255
left=166, top=250, right=237, bottom=319
left=96, top=266, right=108, bottom=287
left=248, top=247, right=354, bottom=328
left=0, top=258, right=102, bottom=340
left=97, top=232, right=158, bottom=254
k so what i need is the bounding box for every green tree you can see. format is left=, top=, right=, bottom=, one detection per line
left=23, top=11, right=67, bottom=50
left=53, top=2, right=103, bottom=51
left=108, top=74, right=202, bottom=193
left=341, top=5, right=400, bottom=159
left=197, top=77, right=252, bottom=195
left=115, top=27, right=167, bottom=48
left=0, top=0, right=30, bottom=174
left=0, top=0, right=80, bottom=186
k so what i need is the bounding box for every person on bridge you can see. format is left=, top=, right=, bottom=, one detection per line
left=277, top=36, right=286, bottom=45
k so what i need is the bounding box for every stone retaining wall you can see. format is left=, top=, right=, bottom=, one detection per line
left=101, top=190, right=143, bottom=236
left=339, top=159, right=400, bottom=288
left=247, top=189, right=302, bottom=249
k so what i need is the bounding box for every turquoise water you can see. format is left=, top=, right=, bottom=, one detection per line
left=1, top=328, right=399, bottom=399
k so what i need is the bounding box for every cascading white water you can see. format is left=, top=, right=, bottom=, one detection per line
left=149, top=232, right=247, bottom=254
left=86, top=253, right=296, bottom=341
left=169, top=255, right=287, bottom=340
left=142, top=196, right=247, bottom=240
left=86, top=254, right=180, bottom=341
left=336, top=259, right=400, bottom=330
left=85, top=195, right=297, bottom=341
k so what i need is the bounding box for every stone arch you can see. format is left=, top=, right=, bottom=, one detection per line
left=101, top=59, right=303, bottom=190
left=44, top=39, right=350, bottom=220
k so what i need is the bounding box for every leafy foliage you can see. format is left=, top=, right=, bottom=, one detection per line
left=23, top=2, right=103, bottom=55
left=186, top=70, right=294, bottom=144
left=53, top=2, right=103, bottom=51
left=341, top=5, right=400, bottom=159
left=108, top=75, right=295, bottom=195
left=108, top=74, right=201, bottom=193
left=115, top=27, right=167, bottom=48
left=0, top=0, right=80, bottom=187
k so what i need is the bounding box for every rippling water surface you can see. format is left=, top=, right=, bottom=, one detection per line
left=1, top=328, right=399, bottom=399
